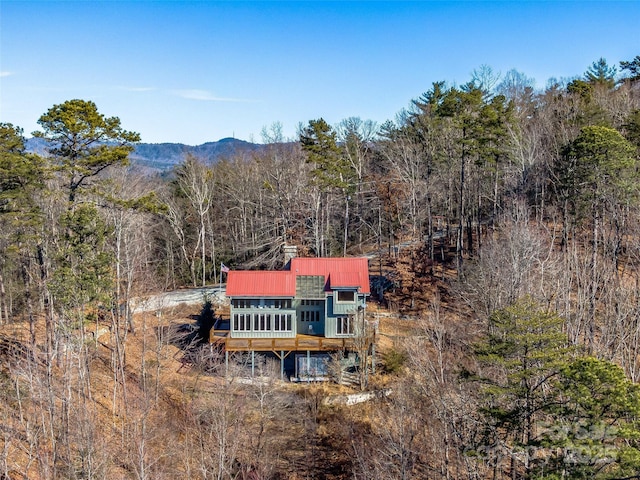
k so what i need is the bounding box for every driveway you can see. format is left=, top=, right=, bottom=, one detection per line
left=132, top=286, right=227, bottom=313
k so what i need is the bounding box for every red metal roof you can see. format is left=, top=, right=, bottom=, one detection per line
left=329, top=271, right=365, bottom=289
left=226, top=271, right=296, bottom=297
left=226, top=258, right=371, bottom=297
left=290, top=257, right=370, bottom=294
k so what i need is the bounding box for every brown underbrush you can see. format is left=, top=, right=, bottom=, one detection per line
left=0, top=247, right=477, bottom=479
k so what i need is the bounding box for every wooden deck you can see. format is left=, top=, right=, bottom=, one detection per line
left=210, top=330, right=369, bottom=353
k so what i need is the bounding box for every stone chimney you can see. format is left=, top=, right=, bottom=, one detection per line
left=283, top=244, right=298, bottom=265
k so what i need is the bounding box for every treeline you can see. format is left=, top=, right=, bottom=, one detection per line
left=3, top=57, right=639, bottom=336
left=1, top=56, right=640, bottom=478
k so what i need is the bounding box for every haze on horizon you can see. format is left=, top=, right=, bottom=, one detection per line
left=1, top=1, right=638, bottom=145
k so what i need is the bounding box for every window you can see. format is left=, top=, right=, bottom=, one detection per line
left=254, top=313, right=271, bottom=331
left=296, top=354, right=330, bottom=378
left=301, top=299, right=322, bottom=306
left=273, top=299, right=292, bottom=309
left=336, top=316, right=354, bottom=335
left=233, top=314, right=251, bottom=331
left=301, top=310, right=320, bottom=322
left=274, top=314, right=292, bottom=332
left=337, top=291, right=356, bottom=303
left=232, top=299, right=252, bottom=308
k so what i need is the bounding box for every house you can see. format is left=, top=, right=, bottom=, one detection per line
left=212, top=256, right=374, bottom=380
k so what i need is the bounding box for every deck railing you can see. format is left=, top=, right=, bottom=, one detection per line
left=210, top=330, right=373, bottom=353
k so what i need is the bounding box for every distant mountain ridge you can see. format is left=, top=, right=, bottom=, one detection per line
left=25, top=137, right=262, bottom=171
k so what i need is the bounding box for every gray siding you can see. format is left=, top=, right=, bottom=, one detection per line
left=229, top=291, right=368, bottom=340
left=330, top=296, right=359, bottom=315
left=296, top=298, right=325, bottom=336
left=324, top=292, right=367, bottom=338
left=230, top=297, right=296, bottom=338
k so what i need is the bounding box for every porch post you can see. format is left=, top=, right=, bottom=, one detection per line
left=281, top=350, right=285, bottom=380
left=251, top=350, right=255, bottom=377
left=307, top=350, right=311, bottom=382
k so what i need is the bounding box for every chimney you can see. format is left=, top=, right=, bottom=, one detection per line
left=283, top=244, right=297, bottom=266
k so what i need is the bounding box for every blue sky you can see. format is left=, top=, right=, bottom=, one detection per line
left=1, top=1, right=639, bottom=145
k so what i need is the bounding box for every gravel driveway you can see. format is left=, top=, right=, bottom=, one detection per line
left=131, top=286, right=227, bottom=313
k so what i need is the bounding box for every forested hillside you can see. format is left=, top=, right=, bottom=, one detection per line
left=25, top=136, right=261, bottom=171
left=1, top=56, right=640, bottom=479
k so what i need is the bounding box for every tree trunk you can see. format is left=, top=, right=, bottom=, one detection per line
left=457, top=135, right=466, bottom=275
left=343, top=194, right=349, bottom=256
left=588, top=202, right=599, bottom=353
